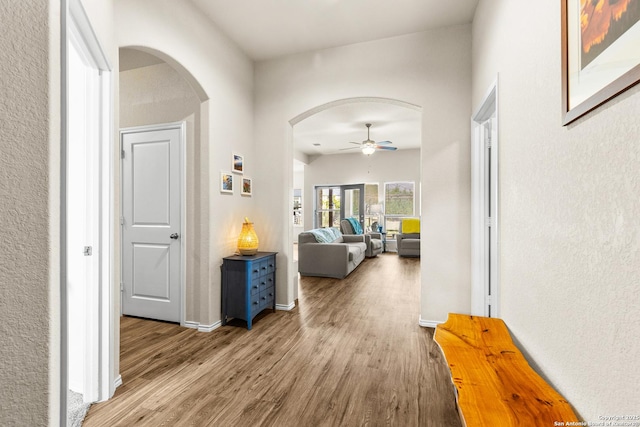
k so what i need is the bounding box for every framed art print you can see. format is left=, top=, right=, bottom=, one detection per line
left=220, top=171, right=233, bottom=193
left=232, top=153, right=244, bottom=174
left=241, top=177, right=252, bottom=196
left=562, top=0, right=640, bottom=125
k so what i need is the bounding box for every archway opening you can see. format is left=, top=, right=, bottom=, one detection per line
left=289, top=97, right=422, bottom=304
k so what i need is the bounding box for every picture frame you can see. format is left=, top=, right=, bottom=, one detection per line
left=232, top=153, right=244, bottom=174
left=241, top=177, right=252, bottom=196
left=562, top=0, right=640, bottom=125
left=220, top=171, right=233, bottom=193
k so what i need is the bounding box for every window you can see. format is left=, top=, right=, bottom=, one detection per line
left=384, top=182, right=415, bottom=237
left=314, top=186, right=341, bottom=228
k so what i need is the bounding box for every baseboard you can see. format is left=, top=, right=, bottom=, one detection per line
left=183, top=320, right=222, bottom=333
left=276, top=302, right=296, bottom=311
left=198, top=321, right=222, bottom=333
left=183, top=321, right=199, bottom=330
left=419, top=316, right=444, bottom=328
left=114, top=375, right=122, bottom=389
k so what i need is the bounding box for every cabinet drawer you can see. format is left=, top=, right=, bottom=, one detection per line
left=257, top=273, right=274, bottom=290
left=250, top=278, right=260, bottom=295
left=250, top=294, right=261, bottom=314
left=259, top=287, right=275, bottom=309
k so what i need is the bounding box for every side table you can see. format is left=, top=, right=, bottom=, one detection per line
left=221, top=251, right=277, bottom=330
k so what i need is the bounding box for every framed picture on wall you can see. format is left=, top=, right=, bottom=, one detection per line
left=562, top=0, right=640, bottom=125
left=220, top=171, right=233, bottom=193
left=241, top=177, right=252, bottom=196
left=232, top=153, right=244, bottom=174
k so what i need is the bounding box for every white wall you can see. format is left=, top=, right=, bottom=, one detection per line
left=473, top=0, right=640, bottom=420
left=302, top=149, right=421, bottom=230
left=254, top=27, right=472, bottom=320
left=115, top=0, right=254, bottom=327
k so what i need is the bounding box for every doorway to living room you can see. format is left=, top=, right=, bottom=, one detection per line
left=289, top=97, right=422, bottom=303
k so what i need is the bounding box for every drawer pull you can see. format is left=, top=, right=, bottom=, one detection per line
left=269, top=264, right=274, bottom=268
left=268, top=278, right=273, bottom=282
left=269, top=293, right=273, bottom=297
left=253, top=285, right=258, bottom=289
left=261, top=281, right=266, bottom=285
left=253, top=301, right=259, bottom=305
left=261, top=296, right=266, bottom=300
left=253, top=269, right=259, bottom=273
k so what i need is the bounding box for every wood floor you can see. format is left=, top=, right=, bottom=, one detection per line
left=84, top=253, right=461, bottom=427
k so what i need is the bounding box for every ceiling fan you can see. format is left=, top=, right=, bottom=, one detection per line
left=340, top=123, right=397, bottom=155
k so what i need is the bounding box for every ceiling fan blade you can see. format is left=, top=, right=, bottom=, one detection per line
left=348, top=141, right=361, bottom=146
left=375, top=140, right=392, bottom=145
left=339, top=146, right=360, bottom=151
left=375, top=145, right=397, bottom=151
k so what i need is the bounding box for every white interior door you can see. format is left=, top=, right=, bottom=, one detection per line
left=471, top=82, right=499, bottom=317
left=121, top=125, right=183, bottom=323
left=67, top=30, right=100, bottom=399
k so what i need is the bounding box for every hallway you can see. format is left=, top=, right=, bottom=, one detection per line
left=84, top=254, right=460, bottom=426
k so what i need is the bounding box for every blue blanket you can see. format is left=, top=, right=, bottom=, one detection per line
left=309, top=227, right=342, bottom=243
left=347, top=217, right=363, bottom=235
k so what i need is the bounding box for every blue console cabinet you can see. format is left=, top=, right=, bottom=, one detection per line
left=221, top=252, right=277, bottom=330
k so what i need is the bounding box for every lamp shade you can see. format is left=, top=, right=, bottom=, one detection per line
left=237, top=218, right=259, bottom=255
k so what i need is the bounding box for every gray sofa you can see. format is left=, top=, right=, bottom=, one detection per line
left=339, top=219, right=383, bottom=258
left=298, top=228, right=367, bottom=279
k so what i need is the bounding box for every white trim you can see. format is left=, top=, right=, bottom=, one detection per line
left=419, top=316, right=444, bottom=328
left=471, top=77, right=500, bottom=318
left=183, top=321, right=199, bottom=330
left=198, top=321, right=222, bottom=333
left=113, top=375, right=122, bottom=389
left=63, top=0, right=115, bottom=415
left=276, top=302, right=296, bottom=311
left=184, top=320, right=222, bottom=333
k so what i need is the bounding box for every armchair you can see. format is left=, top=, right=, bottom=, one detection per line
left=397, top=218, right=420, bottom=257
left=340, top=219, right=383, bottom=258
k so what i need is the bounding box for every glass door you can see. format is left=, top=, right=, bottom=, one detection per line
left=341, top=184, right=365, bottom=230
left=314, top=184, right=365, bottom=230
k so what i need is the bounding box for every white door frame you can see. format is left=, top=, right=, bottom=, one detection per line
left=119, top=122, right=187, bottom=326
left=471, top=79, right=499, bottom=317
left=62, top=0, right=114, bottom=423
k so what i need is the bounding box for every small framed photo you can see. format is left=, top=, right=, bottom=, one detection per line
left=241, top=177, right=252, bottom=196
left=220, top=171, right=233, bottom=193
left=232, top=153, right=244, bottom=174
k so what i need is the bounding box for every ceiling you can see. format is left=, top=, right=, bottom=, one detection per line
left=189, top=0, right=479, bottom=61
left=130, top=2, right=478, bottom=158
left=294, top=102, right=421, bottom=156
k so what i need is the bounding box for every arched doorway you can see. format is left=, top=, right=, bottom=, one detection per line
left=288, top=97, right=422, bottom=303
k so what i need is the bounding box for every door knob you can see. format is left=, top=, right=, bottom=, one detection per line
left=170, top=233, right=179, bottom=239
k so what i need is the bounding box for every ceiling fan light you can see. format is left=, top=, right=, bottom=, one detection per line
left=362, top=144, right=376, bottom=155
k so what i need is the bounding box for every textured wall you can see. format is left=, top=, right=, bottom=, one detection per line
left=0, top=1, right=57, bottom=425
left=473, top=0, right=640, bottom=420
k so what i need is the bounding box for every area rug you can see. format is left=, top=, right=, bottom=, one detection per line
left=68, top=390, right=90, bottom=427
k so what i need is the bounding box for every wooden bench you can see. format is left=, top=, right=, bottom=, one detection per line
left=434, top=313, right=580, bottom=427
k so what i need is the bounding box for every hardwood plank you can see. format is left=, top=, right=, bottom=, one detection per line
left=434, top=313, right=579, bottom=427
left=84, top=254, right=460, bottom=426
